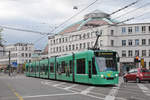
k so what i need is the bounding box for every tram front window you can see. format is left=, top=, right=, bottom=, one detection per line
left=96, top=57, right=117, bottom=72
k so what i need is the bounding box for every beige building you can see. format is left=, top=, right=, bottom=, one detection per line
left=0, top=43, right=34, bottom=69
left=48, top=10, right=150, bottom=73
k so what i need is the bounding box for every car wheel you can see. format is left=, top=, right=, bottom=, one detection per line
left=148, top=81, right=150, bottom=83
left=136, top=78, right=141, bottom=83
left=124, top=77, right=128, bottom=82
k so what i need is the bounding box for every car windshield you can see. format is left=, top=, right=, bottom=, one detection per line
left=140, top=69, right=150, bottom=73
left=95, top=57, right=117, bottom=72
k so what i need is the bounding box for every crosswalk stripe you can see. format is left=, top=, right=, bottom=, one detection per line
left=104, top=77, right=123, bottom=100
left=80, top=87, right=94, bottom=95
left=137, top=84, right=150, bottom=96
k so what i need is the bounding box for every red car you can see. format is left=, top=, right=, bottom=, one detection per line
left=123, top=68, right=150, bottom=83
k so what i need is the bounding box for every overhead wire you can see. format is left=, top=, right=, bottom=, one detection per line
left=113, top=0, right=150, bottom=20
left=0, top=25, right=50, bottom=35
left=110, top=0, right=140, bottom=15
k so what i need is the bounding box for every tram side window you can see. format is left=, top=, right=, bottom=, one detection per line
left=50, top=63, right=54, bottom=72
left=61, top=61, right=66, bottom=73
left=77, top=58, right=85, bottom=74
left=36, top=66, right=39, bottom=72
left=31, top=66, right=33, bottom=72
left=92, top=64, right=97, bottom=75
left=45, top=65, right=48, bottom=74
left=69, top=60, right=72, bottom=73
left=41, top=65, right=44, bottom=73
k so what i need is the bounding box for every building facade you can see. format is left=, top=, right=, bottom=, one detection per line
left=48, top=10, right=150, bottom=73
left=0, top=43, right=34, bottom=67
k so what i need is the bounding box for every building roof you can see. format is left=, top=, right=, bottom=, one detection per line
left=58, top=10, right=118, bottom=34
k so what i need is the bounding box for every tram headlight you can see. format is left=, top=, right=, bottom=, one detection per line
left=115, top=74, right=118, bottom=77
left=101, top=74, right=104, bottom=78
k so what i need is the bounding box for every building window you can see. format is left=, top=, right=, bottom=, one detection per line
left=66, top=46, right=68, bottom=51
left=76, top=44, right=78, bottom=50
left=69, top=45, right=71, bottom=51
left=135, top=26, right=139, bottom=32
left=148, top=39, right=150, bottom=45
left=122, top=40, right=126, bottom=46
left=122, top=50, right=126, bottom=57
left=62, top=38, right=64, bottom=43
left=87, top=42, right=90, bottom=48
left=25, top=53, right=28, bottom=57
left=135, top=50, right=139, bottom=56
left=135, top=39, right=139, bottom=45
left=87, top=33, right=90, bottom=38
left=72, top=44, right=75, bottom=50
left=77, top=58, right=85, bottom=74
left=128, top=50, right=132, bottom=57
left=144, top=62, right=146, bottom=67
left=122, top=27, right=126, bottom=33
left=128, top=40, right=132, bottom=46
left=111, top=40, right=114, bottom=46
left=142, top=39, right=146, bottom=45
left=80, top=43, right=82, bottom=49
left=142, top=26, right=146, bottom=33
left=22, top=53, right=24, bottom=57
left=149, top=26, right=150, bottom=32
left=142, top=50, right=146, bottom=56
left=83, top=43, right=85, bottom=49
left=111, top=30, right=114, bottom=36
left=128, top=27, right=132, bottom=33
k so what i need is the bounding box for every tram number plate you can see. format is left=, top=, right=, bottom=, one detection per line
left=107, top=77, right=114, bottom=80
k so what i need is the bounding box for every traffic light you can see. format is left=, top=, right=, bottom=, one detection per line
left=134, top=56, right=139, bottom=63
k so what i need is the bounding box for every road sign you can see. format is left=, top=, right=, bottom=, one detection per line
left=12, top=62, right=18, bottom=67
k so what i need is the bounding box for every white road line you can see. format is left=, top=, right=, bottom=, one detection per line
left=41, top=81, right=57, bottom=85
left=80, top=87, right=95, bottom=95
left=22, top=92, right=79, bottom=98
left=53, top=82, right=66, bottom=87
left=104, top=77, right=123, bottom=100
left=137, top=84, right=150, bottom=96
left=64, top=84, right=77, bottom=90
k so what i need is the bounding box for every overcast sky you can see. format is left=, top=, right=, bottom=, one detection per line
left=0, top=0, right=150, bottom=50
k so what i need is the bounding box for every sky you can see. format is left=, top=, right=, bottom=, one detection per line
left=0, top=0, right=150, bottom=50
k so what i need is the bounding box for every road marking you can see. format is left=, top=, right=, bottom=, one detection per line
left=64, top=84, right=77, bottom=90
left=104, top=77, right=123, bottom=100
left=80, top=87, right=94, bottom=95
left=22, top=92, right=79, bottom=98
left=53, top=82, right=66, bottom=87
left=7, top=84, right=24, bottom=100
left=137, top=84, right=150, bottom=96
left=41, top=81, right=56, bottom=85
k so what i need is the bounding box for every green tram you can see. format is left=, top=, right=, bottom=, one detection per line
left=25, top=50, right=119, bottom=85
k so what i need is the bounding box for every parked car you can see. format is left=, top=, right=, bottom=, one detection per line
left=123, top=68, right=150, bottom=83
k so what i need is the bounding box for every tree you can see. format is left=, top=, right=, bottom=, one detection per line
left=0, top=28, right=3, bottom=46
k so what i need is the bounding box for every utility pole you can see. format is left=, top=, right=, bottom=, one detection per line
left=8, top=51, right=11, bottom=76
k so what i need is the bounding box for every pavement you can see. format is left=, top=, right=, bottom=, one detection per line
left=0, top=73, right=150, bottom=100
